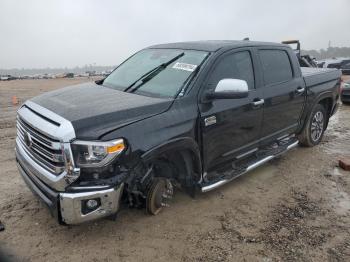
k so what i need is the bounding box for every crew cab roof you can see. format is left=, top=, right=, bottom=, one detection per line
left=148, top=40, right=286, bottom=52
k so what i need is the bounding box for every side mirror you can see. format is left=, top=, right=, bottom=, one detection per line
left=95, top=78, right=105, bottom=85
left=206, top=79, right=249, bottom=100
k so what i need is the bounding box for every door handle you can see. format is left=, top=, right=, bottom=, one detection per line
left=295, top=87, right=305, bottom=94
left=252, top=98, right=265, bottom=106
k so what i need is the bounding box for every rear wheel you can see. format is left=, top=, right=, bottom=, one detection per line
left=298, top=104, right=327, bottom=147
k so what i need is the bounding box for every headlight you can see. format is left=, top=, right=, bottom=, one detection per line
left=71, top=139, right=125, bottom=167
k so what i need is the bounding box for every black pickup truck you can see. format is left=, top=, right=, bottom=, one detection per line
left=15, top=41, right=341, bottom=224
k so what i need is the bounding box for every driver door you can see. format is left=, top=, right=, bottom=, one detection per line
left=199, top=49, right=263, bottom=172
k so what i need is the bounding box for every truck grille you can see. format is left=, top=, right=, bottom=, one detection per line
left=16, top=116, right=65, bottom=175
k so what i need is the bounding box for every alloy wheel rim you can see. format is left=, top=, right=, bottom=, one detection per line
left=311, top=111, right=324, bottom=142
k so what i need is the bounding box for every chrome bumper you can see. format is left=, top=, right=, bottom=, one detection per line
left=16, top=144, right=124, bottom=225
left=60, top=186, right=123, bottom=225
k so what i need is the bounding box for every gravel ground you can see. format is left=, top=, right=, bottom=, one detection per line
left=0, top=77, right=350, bottom=262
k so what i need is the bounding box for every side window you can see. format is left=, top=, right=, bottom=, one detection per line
left=207, top=51, right=255, bottom=90
left=259, top=50, right=293, bottom=85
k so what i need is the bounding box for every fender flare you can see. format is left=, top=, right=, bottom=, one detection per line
left=141, top=137, right=202, bottom=180
left=298, top=91, right=334, bottom=133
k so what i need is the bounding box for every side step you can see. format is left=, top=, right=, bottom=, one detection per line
left=201, top=140, right=299, bottom=193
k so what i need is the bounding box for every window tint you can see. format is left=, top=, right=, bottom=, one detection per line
left=207, top=51, right=255, bottom=90
left=259, top=50, right=293, bottom=85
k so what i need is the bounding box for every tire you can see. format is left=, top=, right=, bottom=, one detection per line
left=298, top=104, right=327, bottom=147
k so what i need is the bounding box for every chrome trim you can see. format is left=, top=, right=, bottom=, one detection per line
left=201, top=156, right=272, bottom=193
left=286, top=140, right=299, bottom=150
left=204, top=116, right=217, bottom=126
left=201, top=140, right=299, bottom=193
left=24, top=100, right=75, bottom=142
left=17, top=119, right=61, bottom=150
left=60, top=184, right=124, bottom=224
left=246, top=156, right=274, bottom=171
left=236, top=148, right=258, bottom=159
left=201, top=180, right=227, bottom=192
left=62, top=142, right=80, bottom=181
left=17, top=115, right=65, bottom=174
left=296, top=87, right=305, bottom=94
left=252, top=99, right=265, bottom=106
left=16, top=140, right=78, bottom=191
left=17, top=137, right=64, bottom=174
left=69, top=185, right=111, bottom=190
left=16, top=100, right=80, bottom=191
left=277, top=134, right=289, bottom=141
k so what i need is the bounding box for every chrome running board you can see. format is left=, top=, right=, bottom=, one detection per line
left=201, top=140, right=299, bottom=193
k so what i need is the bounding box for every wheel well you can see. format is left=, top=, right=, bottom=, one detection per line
left=319, top=97, right=333, bottom=117
left=318, top=97, right=333, bottom=128
left=148, top=149, right=201, bottom=188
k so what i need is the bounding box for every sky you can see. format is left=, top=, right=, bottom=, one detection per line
left=0, top=0, right=349, bottom=69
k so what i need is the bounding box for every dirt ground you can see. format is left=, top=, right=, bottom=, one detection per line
left=0, top=77, right=350, bottom=262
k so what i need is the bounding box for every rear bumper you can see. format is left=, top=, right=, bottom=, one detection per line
left=16, top=147, right=123, bottom=225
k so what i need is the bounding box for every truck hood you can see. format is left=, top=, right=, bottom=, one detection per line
left=30, top=82, right=173, bottom=140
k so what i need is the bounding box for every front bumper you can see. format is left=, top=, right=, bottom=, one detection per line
left=60, top=186, right=123, bottom=224
left=16, top=147, right=123, bottom=225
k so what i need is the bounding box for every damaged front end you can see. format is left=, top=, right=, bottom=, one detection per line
left=15, top=101, right=129, bottom=225
left=15, top=100, right=200, bottom=225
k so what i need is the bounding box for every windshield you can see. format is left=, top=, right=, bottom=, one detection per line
left=103, top=49, right=209, bottom=98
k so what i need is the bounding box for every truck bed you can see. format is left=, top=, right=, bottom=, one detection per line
left=302, top=67, right=341, bottom=87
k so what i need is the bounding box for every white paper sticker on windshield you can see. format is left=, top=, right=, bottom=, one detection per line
left=172, top=62, right=197, bottom=72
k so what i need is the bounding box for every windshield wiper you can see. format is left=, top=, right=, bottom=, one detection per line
left=124, top=52, right=185, bottom=92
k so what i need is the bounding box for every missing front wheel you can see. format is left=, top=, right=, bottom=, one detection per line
left=146, top=178, right=174, bottom=215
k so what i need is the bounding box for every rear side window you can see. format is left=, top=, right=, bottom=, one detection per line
left=259, top=50, right=293, bottom=85
left=207, top=51, right=255, bottom=90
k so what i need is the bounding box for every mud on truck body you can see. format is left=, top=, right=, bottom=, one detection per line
left=15, top=40, right=341, bottom=224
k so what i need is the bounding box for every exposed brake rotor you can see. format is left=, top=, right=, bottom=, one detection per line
left=146, top=178, right=174, bottom=215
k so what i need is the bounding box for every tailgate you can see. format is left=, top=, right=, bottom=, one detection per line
left=301, top=67, right=341, bottom=87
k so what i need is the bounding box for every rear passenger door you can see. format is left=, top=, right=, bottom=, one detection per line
left=258, top=48, right=305, bottom=144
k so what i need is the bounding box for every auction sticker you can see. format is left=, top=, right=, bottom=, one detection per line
left=172, top=62, right=197, bottom=72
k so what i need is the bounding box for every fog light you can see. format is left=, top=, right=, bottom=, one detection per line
left=86, top=199, right=98, bottom=209
left=81, top=198, right=101, bottom=214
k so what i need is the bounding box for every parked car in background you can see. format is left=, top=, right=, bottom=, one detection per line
left=341, top=79, right=350, bottom=104
left=316, top=60, right=326, bottom=68
left=327, top=60, right=342, bottom=69
left=0, top=75, right=9, bottom=81
left=323, top=58, right=350, bottom=74
left=0, top=75, right=17, bottom=81
left=340, top=60, right=350, bottom=75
